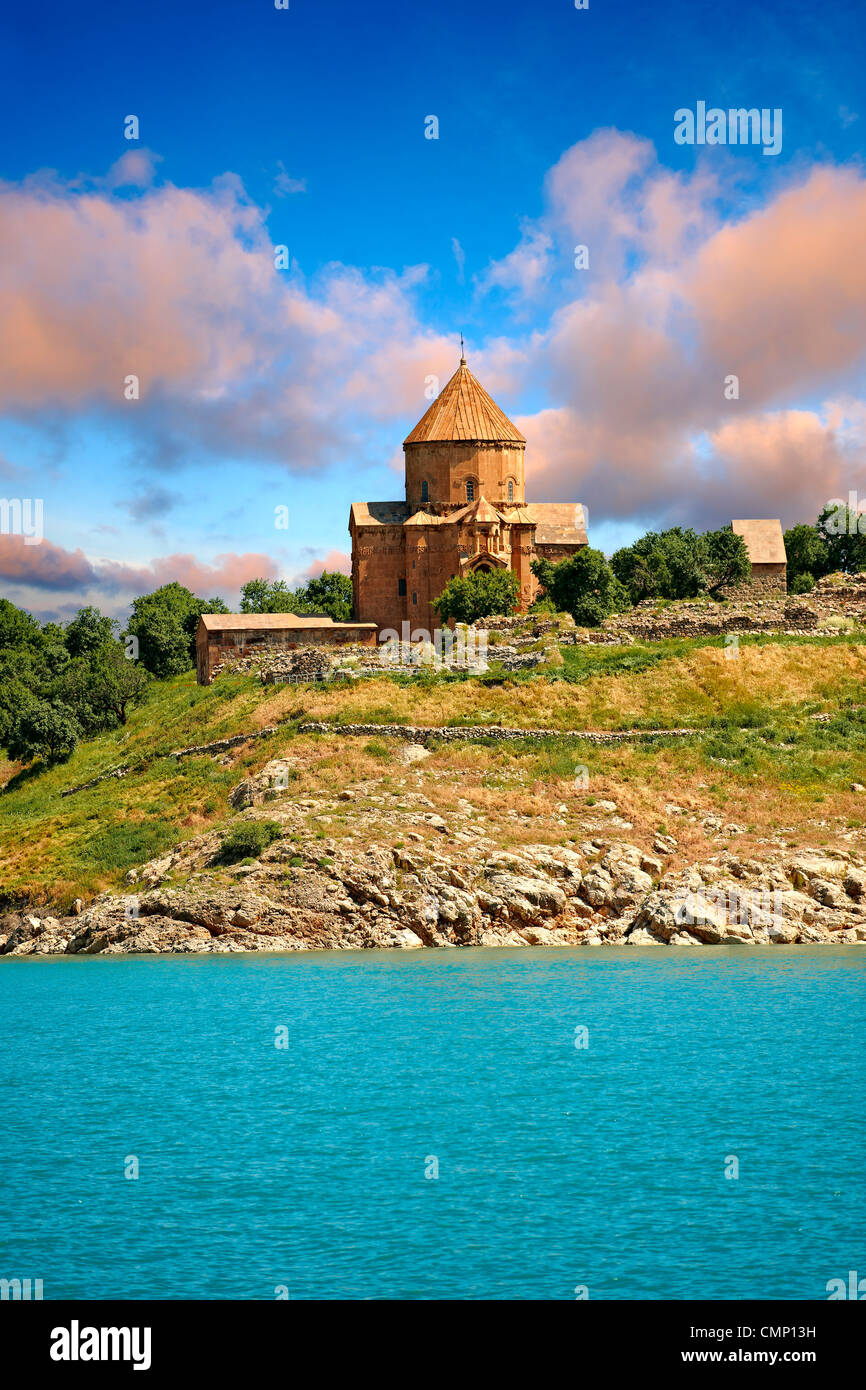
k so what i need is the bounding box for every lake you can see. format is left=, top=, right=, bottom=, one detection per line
left=1, top=946, right=863, bottom=1300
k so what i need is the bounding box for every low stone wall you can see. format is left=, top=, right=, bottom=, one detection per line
left=171, top=727, right=278, bottom=759
left=298, top=721, right=698, bottom=745
left=212, top=647, right=347, bottom=682
left=61, top=765, right=131, bottom=798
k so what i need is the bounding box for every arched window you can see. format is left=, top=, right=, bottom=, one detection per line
left=507, top=479, right=514, bottom=502
left=421, top=479, right=429, bottom=504
left=466, top=480, right=475, bottom=502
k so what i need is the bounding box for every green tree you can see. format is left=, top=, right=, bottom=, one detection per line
left=432, top=569, right=520, bottom=624
left=783, top=522, right=829, bottom=590
left=183, top=597, right=230, bottom=659
left=532, top=549, right=628, bottom=627
left=0, top=671, right=33, bottom=747
left=611, top=528, right=704, bottom=603
left=0, top=597, right=43, bottom=651
left=6, top=698, right=81, bottom=765
left=64, top=606, right=116, bottom=658
left=240, top=572, right=352, bottom=621
left=126, top=584, right=228, bottom=676
left=303, top=570, right=353, bottom=622
left=817, top=503, right=866, bottom=574
left=87, top=643, right=151, bottom=726
left=240, top=578, right=296, bottom=613
left=697, top=527, right=751, bottom=596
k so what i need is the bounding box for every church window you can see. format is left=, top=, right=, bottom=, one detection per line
left=412, top=592, right=418, bottom=605
left=466, top=480, right=475, bottom=502
left=398, top=578, right=406, bottom=596
left=507, top=480, right=514, bottom=501
left=421, top=480, right=429, bottom=504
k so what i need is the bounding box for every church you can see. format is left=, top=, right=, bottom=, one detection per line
left=349, top=356, right=588, bottom=633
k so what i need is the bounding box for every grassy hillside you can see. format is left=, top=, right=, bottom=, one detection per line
left=2, top=632, right=865, bottom=911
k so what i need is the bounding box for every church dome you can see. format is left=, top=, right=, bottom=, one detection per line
left=404, top=358, right=526, bottom=445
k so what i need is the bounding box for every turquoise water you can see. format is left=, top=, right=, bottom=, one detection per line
left=0, top=947, right=863, bottom=1301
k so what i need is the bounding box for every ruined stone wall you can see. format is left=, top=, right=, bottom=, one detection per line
left=812, top=572, right=866, bottom=619
left=592, top=595, right=849, bottom=643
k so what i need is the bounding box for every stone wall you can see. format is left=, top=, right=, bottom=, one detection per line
left=202, top=625, right=376, bottom=684
left=298, top=721, right=698, bottom=745
left=589, top=588, right=864, bottom=644
left=812, top=572, right=866, bottom=618
left=721, top=562, right=787, bottom=600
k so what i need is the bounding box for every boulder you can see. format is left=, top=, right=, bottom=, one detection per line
left=579, top=865, right=615, bottom=908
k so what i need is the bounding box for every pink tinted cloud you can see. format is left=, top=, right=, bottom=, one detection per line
left=494, top=139, right=866, bottom=527
left=2, top=136, right=865, bottom=540
left=686, top=166, right=866, bottom=401
left=292, top=549, right=351, bottom=582
left=0, top=534, right=280, bottom=606
left=0, top=536, right=97, bottom=590
left=0, top=170, right=443, bottom=470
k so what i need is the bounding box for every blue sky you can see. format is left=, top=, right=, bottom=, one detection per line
left=1, top=0, right=864, bottom=617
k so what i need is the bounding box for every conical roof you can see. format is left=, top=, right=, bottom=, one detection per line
left=404, top=359, right=526, bottom=445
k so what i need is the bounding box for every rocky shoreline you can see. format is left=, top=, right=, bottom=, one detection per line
left=3, top=830, right=865, bottom=956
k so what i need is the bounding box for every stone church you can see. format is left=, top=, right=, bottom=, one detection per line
left=350, top=356, right=587, bottom=633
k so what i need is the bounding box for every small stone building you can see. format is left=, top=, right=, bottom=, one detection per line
left=350, top=356, right=588, bottom=634
left=195, top=612, right=377, bottom=685
left=731, top=519, right=788, bottom=596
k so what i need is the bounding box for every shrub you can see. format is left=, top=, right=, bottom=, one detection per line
left=529, top=595, right=558, bottom=615
left=217, top=819, right=283, bottom=863
left=789, top=572, right=815, bottom=594
left=541, top=645, right=564, bottom=668
left=432, top=569, right=520, bottom=624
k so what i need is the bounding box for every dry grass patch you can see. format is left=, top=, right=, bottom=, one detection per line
left=281, top=643, right=866, bottom=732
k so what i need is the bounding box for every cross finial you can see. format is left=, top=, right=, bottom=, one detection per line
left=459, top=332, right=465, bottom=365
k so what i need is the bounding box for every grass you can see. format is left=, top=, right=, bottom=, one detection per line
left=1, top=633, right=864, bottom=910
left=280, top=634, right=866, bottom=732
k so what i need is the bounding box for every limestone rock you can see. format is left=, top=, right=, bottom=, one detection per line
left=627, top=927, right=663, bottom=946
left=579, top=865, right=615, bottom=908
